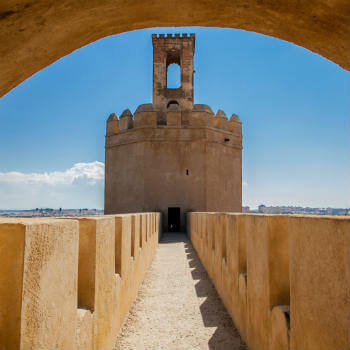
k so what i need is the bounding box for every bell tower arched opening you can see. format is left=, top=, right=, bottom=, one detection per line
left=152, top=34, right=195, bottom=113
left=167, top=63, right=181, bottom=89
left=167, top=100, right=180, bottom=109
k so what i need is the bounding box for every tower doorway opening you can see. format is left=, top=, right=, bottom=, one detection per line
left=168, top=207, right=180, bottom=232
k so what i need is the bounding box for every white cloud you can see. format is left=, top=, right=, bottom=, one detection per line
left=243, top=181, right=248, bottom=187
left=0, top=161, right=105, bottom=186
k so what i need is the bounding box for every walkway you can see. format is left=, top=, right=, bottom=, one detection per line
left=114, top=233, right=246, bottom=350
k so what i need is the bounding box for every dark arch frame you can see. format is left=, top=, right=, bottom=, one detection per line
left=0, top=0, right=349, bottom=97
left=167, top=100, right=180, bottom=109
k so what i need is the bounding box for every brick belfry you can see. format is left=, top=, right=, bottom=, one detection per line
left=152, top=33, right=194, bottom=125
left=105, top=34, right=242, bottom=232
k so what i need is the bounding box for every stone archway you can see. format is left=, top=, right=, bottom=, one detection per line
left=0, top=0, right=349, bottom=97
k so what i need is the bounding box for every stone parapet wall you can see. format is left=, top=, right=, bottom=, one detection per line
left=188, top=212, right=350, bottom=350
left=0, top=213, right=160, bottom=350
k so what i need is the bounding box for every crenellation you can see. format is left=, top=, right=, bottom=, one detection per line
left=106, top=104, right=242, bottom=138
left=106, top=113, right=119, bottom=135
left=214, top=109, right=229, bottom=130
left=107, top=112, right=117, bottom=122
left=228, top=113, right=242, bottom=133
left=230, top=113, right=241, bottom=123
left=134, top=105, right=157, bottom=128
left=119, top=109, right=134, bottom=130
left=190, top=105, right=214, bottom=127
left=152, top=33, right=195, bottom=41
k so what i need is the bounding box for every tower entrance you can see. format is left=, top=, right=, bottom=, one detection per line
left=168, top=207, right=180, bottom=232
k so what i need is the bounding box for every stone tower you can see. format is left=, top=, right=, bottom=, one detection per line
left=152, top=33, right=194, bottom=116
left=105, top=34, right=242, bottom=232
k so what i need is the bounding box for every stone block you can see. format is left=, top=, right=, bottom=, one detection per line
left=167, top=110, right=181, bottom=126
left=119, top=109, right=134, bottom=130
left=289, top=216, right=350, bottom=350
left=106, top=113, right=119, bottom=135
left=0, top=218, right=79, bottom=350
left=134, top=111, right=157, bottom=127
left=227, top=114, right=242, bottom=134
left=74, top=217, right=115, bottom=350
left=214, top=110, right=229, bottom=130
left=134, top=104, right=157, bottom=127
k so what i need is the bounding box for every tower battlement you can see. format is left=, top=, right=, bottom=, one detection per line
left=107, top=33, right=241, bottom=134
left=106, top=104, right=242, bottom=138
left=152, top=33, right=195, bottom=39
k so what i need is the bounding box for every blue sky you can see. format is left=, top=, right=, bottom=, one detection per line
left=0, top=27, right=349, bottom=209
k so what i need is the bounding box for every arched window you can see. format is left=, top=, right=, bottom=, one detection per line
left=167, top=63, right=181, bottom=88
left=167, top=100, right=179, bottom=109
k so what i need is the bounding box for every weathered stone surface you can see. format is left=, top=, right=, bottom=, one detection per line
left=0, top=213, right=160, bottom=350
left=0, top=218, right=79, bottom=350
left=0, top=213, right=348, bottom=350
left=105, top=123, right=243, bottom=231
left=193, top=104, right=214, bottom=114
left=189, top=212, right=350, bottom=350
left=230, top=114, right=241, bottom=123
left=214, top=109, right=229, bottom=130
left=153, top=34, right=195, bottom=112
left=135, top=104, right=155, bottom=113
left=119, top=109, right=133, bottom=130
left=107, top=113, right=119, bottom=135
left=228, top=114, right=242, bottom=133
left=0, top=0, right=348, bottom=97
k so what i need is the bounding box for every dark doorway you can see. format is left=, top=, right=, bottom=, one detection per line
left=168, top=207, right=180, bottom=232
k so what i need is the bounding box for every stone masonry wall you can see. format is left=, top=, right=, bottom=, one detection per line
left=0, top=213, right=160, bottom=350
left=189, top=212, right=350, bottom=350
left=152, top=34, right=195, bottom=112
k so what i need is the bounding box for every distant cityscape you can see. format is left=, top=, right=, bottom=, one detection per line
left=243, top=205, right=350, bottom=216
left=0, top=206, right=349, bottom=218
left=0, top=208, right=104, bottom=218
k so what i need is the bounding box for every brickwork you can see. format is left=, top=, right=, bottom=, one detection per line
left=152, top=34, right=195, bottom=113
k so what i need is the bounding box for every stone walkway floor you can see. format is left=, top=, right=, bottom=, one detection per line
left=114, top=233, right=246, bottom=350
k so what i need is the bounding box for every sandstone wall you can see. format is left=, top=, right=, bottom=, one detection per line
left=189, top=212, right=350, bottom=350
left=0, top=213, right=160, bottom=350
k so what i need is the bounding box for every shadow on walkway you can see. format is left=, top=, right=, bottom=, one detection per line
left=182, top=236, right=247, bottom=350
left=160, top=232, right=188, bottom=244
left=116, top=232, right=246, bottom=350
